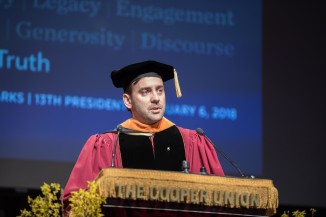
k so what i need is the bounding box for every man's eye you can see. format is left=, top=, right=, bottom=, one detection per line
left=141, top=90, right=149, bottom=94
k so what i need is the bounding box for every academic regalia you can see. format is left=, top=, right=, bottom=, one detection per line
left=63, top=117, right=224, bottom=201
left=63, top=60, right=225, bottom=216
left=63, top=119, right=224, bottom=216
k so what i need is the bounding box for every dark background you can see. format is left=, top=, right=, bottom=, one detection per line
left=1, top=1, right=326, bottom=216
left=263, top=0, right=326, bottom=215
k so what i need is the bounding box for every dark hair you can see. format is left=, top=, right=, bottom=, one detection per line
left=123, top=76, right=142, bottom=95
left=123, top=78, right=141, bottom=113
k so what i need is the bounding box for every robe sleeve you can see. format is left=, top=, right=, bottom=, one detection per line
left=178, top=127, right=225, bottom=176
left=63, top=133, right=122, bottom=201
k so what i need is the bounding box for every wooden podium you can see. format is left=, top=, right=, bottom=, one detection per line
left=95, top=168, right=278, bottom=217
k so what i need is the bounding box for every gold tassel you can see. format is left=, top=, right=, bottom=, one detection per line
left=174, top=69, right=182, bottom=98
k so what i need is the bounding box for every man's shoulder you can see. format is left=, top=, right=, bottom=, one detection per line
left=84, top=131, right=117, bottom=145
left=176, top=126, right=197, bottom=136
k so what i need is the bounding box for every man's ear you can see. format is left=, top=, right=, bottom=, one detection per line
left=123, top=93, right=132, bottom=110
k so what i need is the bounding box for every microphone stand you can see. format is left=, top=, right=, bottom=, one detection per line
left=196, top=128, right=247, bottom=178
left=111, top=126, right=122, bottom=168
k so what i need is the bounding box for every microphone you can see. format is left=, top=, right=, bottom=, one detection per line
left=110, top=125, right=146, bottom=167
left=111, top=125, right=122, bottom=167
left=196, top=128, right=247, bottom=178
left=106, top=126, right=142, bottom=134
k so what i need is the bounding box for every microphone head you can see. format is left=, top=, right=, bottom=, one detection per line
left=196, top=128, right=204, bottom=135
left=114, top=125, right=143, bottom=134
left=115, top=125, right=123, bottom=132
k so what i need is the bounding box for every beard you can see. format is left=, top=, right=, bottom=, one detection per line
left=132, top=102, right=166, bottom=125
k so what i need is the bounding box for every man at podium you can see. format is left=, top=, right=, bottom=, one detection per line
left=63, top=60, right=225, bottom=214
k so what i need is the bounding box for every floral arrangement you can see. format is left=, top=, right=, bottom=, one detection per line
left=18, top=181, right=106, bottom=217
left=281, top=208, right=316, bottom=217
left=18, top=183, right=62, bottom=217
left=68, top=181, right=106, bottom=217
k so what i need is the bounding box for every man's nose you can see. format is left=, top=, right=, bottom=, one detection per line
left=151, top=92, right=160, bottom=102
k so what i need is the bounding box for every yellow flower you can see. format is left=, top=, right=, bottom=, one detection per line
left=69, top=181, right=106, bottom=217
left=18, top=183, right=62, bottom=217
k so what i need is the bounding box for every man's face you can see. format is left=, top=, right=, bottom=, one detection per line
left=123, top=76, right=166, bottom=125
